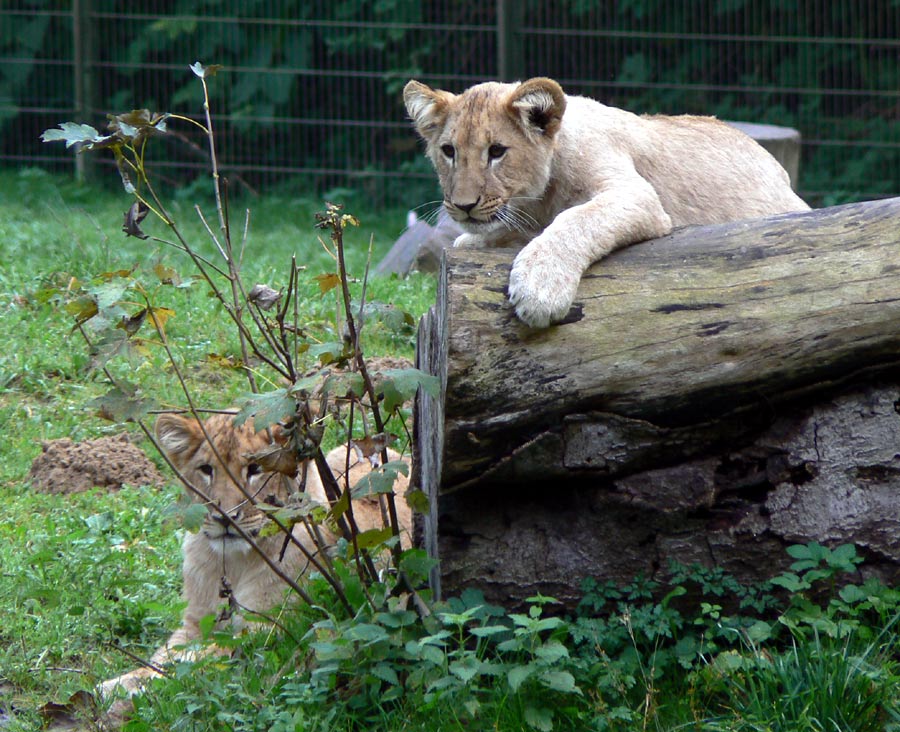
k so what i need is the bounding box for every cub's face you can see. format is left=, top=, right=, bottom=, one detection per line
left=404, top=78, right=567, bottom=238
left=156, top=413, right=299, bottom=553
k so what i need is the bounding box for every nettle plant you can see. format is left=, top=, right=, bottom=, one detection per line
left=41, top=62, right=438, bottom=617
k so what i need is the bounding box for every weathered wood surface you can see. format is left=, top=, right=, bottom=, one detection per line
left=413, top=197, right=900, bottom=603
left=426, top=197, right=900, bottom=490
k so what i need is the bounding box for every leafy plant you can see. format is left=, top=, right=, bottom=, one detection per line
left=41, top=62, right=438, bottom=640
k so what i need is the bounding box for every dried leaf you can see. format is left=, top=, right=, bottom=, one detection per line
left=64, top=295, right=98, bottom=325
left=314, top=272, right=341, bottom=294
left=247, top=444, right=298, bottom=477
left=38, top=689, right=94, bottom=726
left=118, top=307, right=148, bottom=336
left=149, top=307, right=175, bottom=337
left=154, top=262, right=181, bottom=285
left=350, top=433, right=397, bottom=466
left=206, top=352, right=242, bottom=369
left=248, top=283, right=282, bottom=311
left=123, top=200, right=150, bottom=239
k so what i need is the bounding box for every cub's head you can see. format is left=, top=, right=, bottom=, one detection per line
left=156, top=413, right=301, bottom=553
left=404, top=77, right=566, bottom=237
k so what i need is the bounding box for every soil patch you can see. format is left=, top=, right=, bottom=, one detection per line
left=28, top=433, right=165, bottom=495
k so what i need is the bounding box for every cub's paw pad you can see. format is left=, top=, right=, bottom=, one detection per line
left=507, top=257, right=578, bottom=328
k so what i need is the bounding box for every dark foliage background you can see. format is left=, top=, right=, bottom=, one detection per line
left=3, top=0, right=898, bottom=207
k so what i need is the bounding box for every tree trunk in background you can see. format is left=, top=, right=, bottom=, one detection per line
left=414, top=197, right=900, bottom=606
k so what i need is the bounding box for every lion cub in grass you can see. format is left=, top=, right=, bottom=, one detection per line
left=404, top=77, right=809, bottom=328
left=100, top=412, right=410, bottom=701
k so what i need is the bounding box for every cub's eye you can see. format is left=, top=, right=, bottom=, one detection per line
left=488, top=144, right=508, bottom=160
left=247, top=463, right=261, bottom=478
left=440, top=144, right=455, bottom=159
left=265, top=493, right=285, bottom=508
left=198, top=464, right=213, bottom=477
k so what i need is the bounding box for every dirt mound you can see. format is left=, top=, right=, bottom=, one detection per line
left=28, top=433, right=165, bottom=495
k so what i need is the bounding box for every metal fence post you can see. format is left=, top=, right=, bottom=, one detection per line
left=73, top=0, right=95, bottom=181
left=497, top=0, right=524, bottom=81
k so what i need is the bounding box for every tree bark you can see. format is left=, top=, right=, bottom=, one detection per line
left=414, top=197, right=900, bottom=605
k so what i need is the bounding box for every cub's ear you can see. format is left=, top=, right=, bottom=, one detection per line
left=155, top=413, right=202, bottom=458
left=404, top=80, right=455, bottom=141
left=507, top=77, right=566, bottom=139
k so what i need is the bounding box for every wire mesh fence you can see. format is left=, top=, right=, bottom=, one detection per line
left=2, top=1, right=899, bottom=208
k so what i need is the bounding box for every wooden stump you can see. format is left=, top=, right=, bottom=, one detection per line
left=414, top=197, right=900, bottom=605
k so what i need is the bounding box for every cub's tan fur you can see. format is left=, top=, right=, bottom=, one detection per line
left=404, top=77, right=810, bottom=327
left=100, top=412, right=411, bottom=700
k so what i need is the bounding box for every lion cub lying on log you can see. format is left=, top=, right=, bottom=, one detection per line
left=100, top=412, right=410, bottom=699
left=404, top=77, right=810, bottom=327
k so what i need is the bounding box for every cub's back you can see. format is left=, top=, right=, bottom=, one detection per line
left=554, top=94, right=809, bottom=226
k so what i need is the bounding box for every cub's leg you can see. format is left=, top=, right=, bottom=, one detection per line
left=508, top=170, right=671, bottom=328
left=98, top=623, right=198, bottom=700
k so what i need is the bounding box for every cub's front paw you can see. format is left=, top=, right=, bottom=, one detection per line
left=453, top=232, right=483, bottom=248
left=507, top=248, right=580, bottom=328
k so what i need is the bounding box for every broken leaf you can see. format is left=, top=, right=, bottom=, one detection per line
left=248, top=283, right=282, bottom=311
left=123, top=200, right=150, bottom=239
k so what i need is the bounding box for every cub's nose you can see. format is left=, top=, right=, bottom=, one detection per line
left=454, top=200, right=479, bottom=214
left=212, top=508, right=242, bottom=526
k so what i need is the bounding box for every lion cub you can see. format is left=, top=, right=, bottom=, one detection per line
left=404, top=77, right=809, bottom=327
left=100, top=412, right=410, bottom=699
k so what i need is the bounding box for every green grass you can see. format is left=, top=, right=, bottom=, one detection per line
left=2, top=168, right=900, bottom=732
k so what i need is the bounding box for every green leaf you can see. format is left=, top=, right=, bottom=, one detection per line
left=89, top=279, right=131, bottom=310
left=524, top=705, right=553, bottom=732
left=770, top=572, right=810, bottom=592
left=180, top=503, right=209, bottom=532
left=234, top=389, right=295, bottom=431
left=309, top=341, right=349, bottom=366
left=190, top=61, right=223, bottom=78
left=352, top=460, right=409, bottom=498
left=375, top=367, right=440, bottom=413
left=449, top=657, right=481, bottom=683
left=829, top=543, right=860, bottom=568
left=370, top=663, right=400, bottom=687
left=345, top=623, right=389, bottom=644
left=507, top=663, right=533, bottom=692
left=357, top=301, right=416, bottom=332
left=353, top=527, right=394, bottom=550
left=41, top=122, right=111, bottom=149
left=539, top=669, right=579, bottom=694
left=399, top=549, right=439, bottom=585
left=469, top=625, right=509, bottom=638
left=534, top=640, right=569, bottom=664
left=745, top=620, right=774, bottom=643
left=198, top=613, right=216, bottom=639
left=405, top=488, right=429, bottom=514
left=321, top=370, right=365, bottom=399
left=838, top=583, right=868, bottom=604
left=89, top=385, right=153, bottom=423
left=786, top=543, right=814, bottom=560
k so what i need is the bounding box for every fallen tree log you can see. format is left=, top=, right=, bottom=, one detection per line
left=414, top=197, right=900, bottom=605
